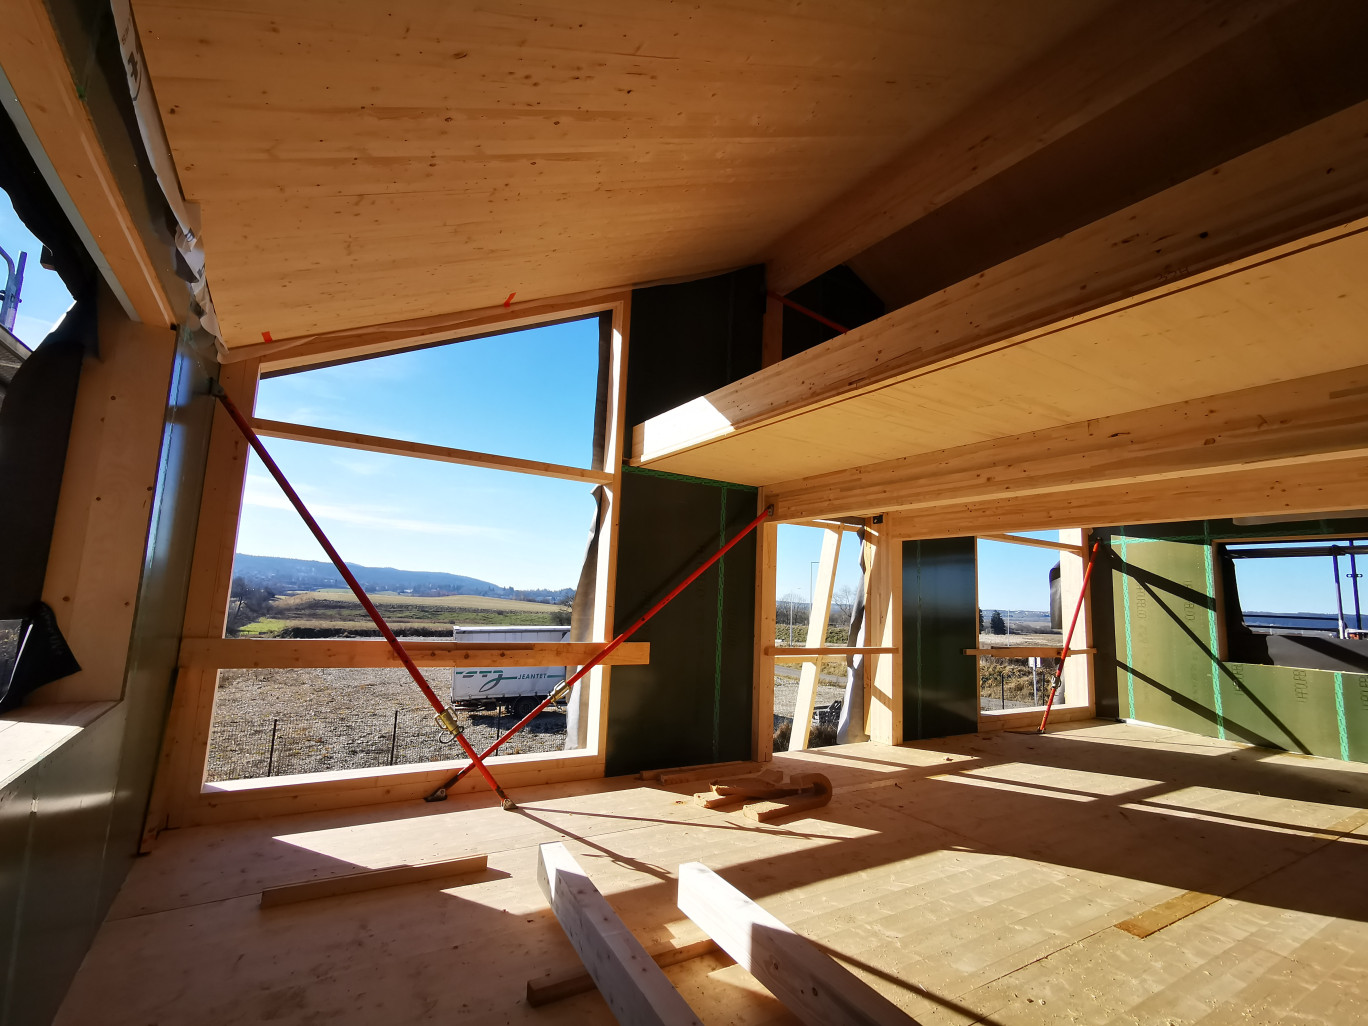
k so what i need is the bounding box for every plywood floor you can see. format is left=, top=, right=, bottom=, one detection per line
left=58, top=723, right=1368, bottom=1025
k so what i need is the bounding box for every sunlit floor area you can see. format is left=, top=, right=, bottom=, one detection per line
left=58, top=723, right=1368, bottom=1025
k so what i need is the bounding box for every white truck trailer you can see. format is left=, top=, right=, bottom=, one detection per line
left=450, top=625, right=571, bottom=718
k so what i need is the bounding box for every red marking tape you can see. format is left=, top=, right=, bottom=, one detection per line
left=503, top=292, right=516, bottom=308
left=261, top=330, right=273, bottom=342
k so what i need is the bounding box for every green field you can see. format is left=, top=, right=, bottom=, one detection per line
left=232, top=589, right=569, bottom=638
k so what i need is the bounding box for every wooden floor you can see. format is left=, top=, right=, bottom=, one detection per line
left=58, top=722, right=1368, bottom=1025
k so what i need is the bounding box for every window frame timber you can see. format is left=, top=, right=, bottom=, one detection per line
left=143, top=294, right=631, bottom=836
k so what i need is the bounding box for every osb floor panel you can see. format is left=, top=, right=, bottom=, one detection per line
left=57, top=722, right=1368, bottom=1025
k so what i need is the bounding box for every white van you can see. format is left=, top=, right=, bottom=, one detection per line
left=450, top=625, right=570, bottom=718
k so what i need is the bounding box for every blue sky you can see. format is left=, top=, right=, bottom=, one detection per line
left=237, top=314, right=1362, bottom=611
left=1, top=197, right=73, bottom=346
left=240, top=319, right=602, bottom=589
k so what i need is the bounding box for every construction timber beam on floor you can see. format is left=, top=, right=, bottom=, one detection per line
left=765, top=0, right=1291, bottom=294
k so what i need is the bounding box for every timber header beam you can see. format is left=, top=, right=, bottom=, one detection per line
left=635, top=101, right=1368, bottom=475
left=764, top=0, right=1291, bottom=294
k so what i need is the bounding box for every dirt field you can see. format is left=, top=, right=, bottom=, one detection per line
left=207, top=662, right=571, bottom=782
left=233, top=589, right=570, bottom=638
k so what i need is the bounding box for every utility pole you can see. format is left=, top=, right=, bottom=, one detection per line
left=0, top=246, right=27, bottom=333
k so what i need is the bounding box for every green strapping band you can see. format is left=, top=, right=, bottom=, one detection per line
left=1334, top=671, right=1350, bottom=761
left=1121, top=534, right=1135, bottom=719
left=713, top=489, right=726, bottom=761
left=1202, top=527, right=1225, bottom=740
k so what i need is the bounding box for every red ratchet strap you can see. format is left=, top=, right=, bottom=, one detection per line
left=424, top=502, right=774, bottom=801
left=211, top=384, right=517, bottom=810
left=1037, top=540, right=1101, bottom=734
left=766, top=290, right=850, bottom=334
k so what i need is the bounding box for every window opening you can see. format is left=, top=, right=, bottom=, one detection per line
left=255, top=315, right=604, bottom=469
left=1221, top=538, right=1368, bottom=673
left=976, top=534, right=1067, bottom=713
left=772, top=523, right=863, bottom=749
left=207, top=317, right=609, bottom=783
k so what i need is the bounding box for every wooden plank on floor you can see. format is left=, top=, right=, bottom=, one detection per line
left=538, top=842, right=703, bottom=1026
left=259, top=854, right=488, bottom=907
left=1114, top=891, right=1222, bottom=939
left=677, top=861, right=914, bottom=1025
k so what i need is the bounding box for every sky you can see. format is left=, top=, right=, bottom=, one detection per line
left=0, top=197, right=74, bottom=346
left=1229, top=542, right=1368, bottom=617
left=235, top=313, right=1367, bottom=611
left=239, top=318, right=602, bottom=590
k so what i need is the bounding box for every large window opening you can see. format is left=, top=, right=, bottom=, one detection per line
left=975, top=533, right=1081, bottom=714
left=771, top=523, right=864, bottom=750
left=1222, top=538, right=1368, bottom=672
left=206, top=314, right=612, bottom=782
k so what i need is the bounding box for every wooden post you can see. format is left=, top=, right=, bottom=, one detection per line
left=788, top=525, right=840, bottom=750
left=865, top=520, right=902, bottom=746
left=753, top=510, right=778, bottom=761
left=677, top=862, right=913, bottom=1025
left=1057, top=527, right=1094, bottom=713
left=537, top=843, right=702, bottom=1026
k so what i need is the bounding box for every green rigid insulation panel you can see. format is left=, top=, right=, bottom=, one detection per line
left=1106, top=519, right=1368, bottom=763
left=605, top=469, right=757, bottom=777
left=1112, top=533, right=1224, bottom=738
left=1220, top=662, right=1366, bottom=759
left=902, top=537, right=978, bottom=741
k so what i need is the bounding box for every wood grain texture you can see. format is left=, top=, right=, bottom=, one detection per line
left=538, top=841, right=703, bottom=1026
left=635, top=105, right=1368, bottom=483
left=252, top=419, right=613, bottom=484
left=526, top=939, right=724, bottom=1008
left=132, top=0, right=1108, bottom=344
left=677, top=860, right=911, bottom=1024
left=259, top=854, right=488, bottom=907
left=0, top=0, right=174, bottom=326
left=765, top=0, right=1291, bottom=293
left=36, top=290, right=176, bottom=703
left=179, top=638, right=649, bottom=669
left=766, top=362, right=1368, bottom=521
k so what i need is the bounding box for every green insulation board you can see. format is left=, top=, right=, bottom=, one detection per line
left=1109, top=522, right=1368, bottom=762
left=902, top=537, right=978, bottom=741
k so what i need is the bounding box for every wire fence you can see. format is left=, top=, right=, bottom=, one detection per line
left=206, top=705, right=570, bottom=782
left=978, top=654, right=1063, bottom=712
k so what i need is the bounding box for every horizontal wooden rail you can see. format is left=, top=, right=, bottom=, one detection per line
left=252, top=418, right=613, bottom=485
left=765, top=646, right=897, bottom=659
left=965, top=647, right=1096, bottom=658
left=181, top=638, right=649, bottom=670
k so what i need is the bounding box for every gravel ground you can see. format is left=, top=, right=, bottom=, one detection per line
left=206, top=661, right=856, bottom=782
left=207, top=664, right=572, bottom=781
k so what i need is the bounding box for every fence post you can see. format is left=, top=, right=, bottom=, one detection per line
left=266, top=717, right=279, bottom=776
left=389, top=709, right=399, bottom=765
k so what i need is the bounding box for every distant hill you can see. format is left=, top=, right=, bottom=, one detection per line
left=232, top=553, right=573, bottom=604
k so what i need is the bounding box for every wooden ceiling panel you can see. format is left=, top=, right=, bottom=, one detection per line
left=132, top=0, right=1109, bottom=344
left=636, top=221, right=1368, bottom=485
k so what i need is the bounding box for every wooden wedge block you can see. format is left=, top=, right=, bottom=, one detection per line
left=743, top=773, right=833, bottom=823
left=259, top=854, right=487, bottom=907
